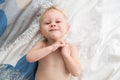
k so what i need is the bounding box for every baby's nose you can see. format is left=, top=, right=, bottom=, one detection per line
left=51, top=25, right=56, bottom=27
left=51, top=23, right=56, bottom=27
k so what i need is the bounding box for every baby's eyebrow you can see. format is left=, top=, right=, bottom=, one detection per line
left=57, top=17, right=63, bottom=19
left=43, top=19, right=50, bottom=22
left=56, top=18, right=62, bottom=20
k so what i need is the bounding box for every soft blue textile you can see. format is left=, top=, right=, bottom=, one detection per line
left=0, top=0, right=5, bottom=3
left=0, top=0, right=7, bottom=37
left=15, top=55, right=38, bottom=80
left=0, top=55, right=38, bottom=80
left=0, top=9, right=7, bottom=37
left=0, top=64, right=21, bottom=80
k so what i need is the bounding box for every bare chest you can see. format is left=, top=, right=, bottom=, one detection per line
left=36, top=50, right=71, bottom=80
left=39, top=50, right=64, bottom=67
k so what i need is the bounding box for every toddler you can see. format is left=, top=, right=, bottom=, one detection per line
left=26, top=6, right=81, bottom=80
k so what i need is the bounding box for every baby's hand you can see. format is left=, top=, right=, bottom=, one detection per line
left=51, top=41, right=65, bottom=52
left=61, top=41, right=71, bottom=56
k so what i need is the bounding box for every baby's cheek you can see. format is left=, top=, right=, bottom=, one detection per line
left=63, top=29, right=68, bottom=34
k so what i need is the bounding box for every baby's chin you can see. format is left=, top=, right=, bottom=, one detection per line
left=51, top=36, right=66, bottom=41
left=48, top=33, right=66, bottom=41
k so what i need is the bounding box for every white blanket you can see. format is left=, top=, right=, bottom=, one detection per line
left=0, top=0, right=120, bottom=80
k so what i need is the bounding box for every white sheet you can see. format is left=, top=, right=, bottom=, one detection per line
left=1, top=0, right=120, bottom=80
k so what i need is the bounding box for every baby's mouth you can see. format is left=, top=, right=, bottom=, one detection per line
left=49, top=29, right=59, bottom=31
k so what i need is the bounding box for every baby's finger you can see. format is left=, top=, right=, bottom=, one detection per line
left=60, top=43, right=66, bottom=47
left=60, top=40, right=66, bottom=45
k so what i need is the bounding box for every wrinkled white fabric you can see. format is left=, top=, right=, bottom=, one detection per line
left=0, top=0, right=120, bottom=80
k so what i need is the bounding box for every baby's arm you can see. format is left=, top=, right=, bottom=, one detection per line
left=26, top=41, right=64, bottom=62
left=61, top=43, right=81, bottom=77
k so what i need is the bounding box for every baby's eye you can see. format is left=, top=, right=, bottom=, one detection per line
left=45, top=22, right=50, bottom=24
left=56, top=21, right=61, bottom=23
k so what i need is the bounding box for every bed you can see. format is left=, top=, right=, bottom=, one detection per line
left=0, top=0, right=120, bottom=80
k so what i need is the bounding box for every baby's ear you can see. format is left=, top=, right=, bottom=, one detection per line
left=38, top=30, right=41, bottom=34
left=66, top=24, right=70, bottom=34
left=38, top=30, right=43, bottom=37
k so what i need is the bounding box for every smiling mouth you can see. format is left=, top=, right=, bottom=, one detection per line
left=49, top=29, right=59, bottom=31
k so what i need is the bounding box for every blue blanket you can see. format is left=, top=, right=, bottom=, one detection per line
left=0, top=55, right=38, bottom=80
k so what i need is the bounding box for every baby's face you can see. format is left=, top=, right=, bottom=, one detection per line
left=40, top=9, right=69, bottom=41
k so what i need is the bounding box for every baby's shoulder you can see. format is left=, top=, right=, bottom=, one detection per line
left=68, top=43, right=78, bottom=51
left=68, top=43, right=75, bottom=48
left=35, top=40, right=46, bottom=48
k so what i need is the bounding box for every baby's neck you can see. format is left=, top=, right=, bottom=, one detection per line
left=46, top=38, right=64, bottom=45
left=46, top=40, right=54, bottom=45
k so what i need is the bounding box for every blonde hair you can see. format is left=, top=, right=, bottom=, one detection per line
left=39, top=5, right=67, bottom=27
left=39, top=5, right=68, bottom=41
